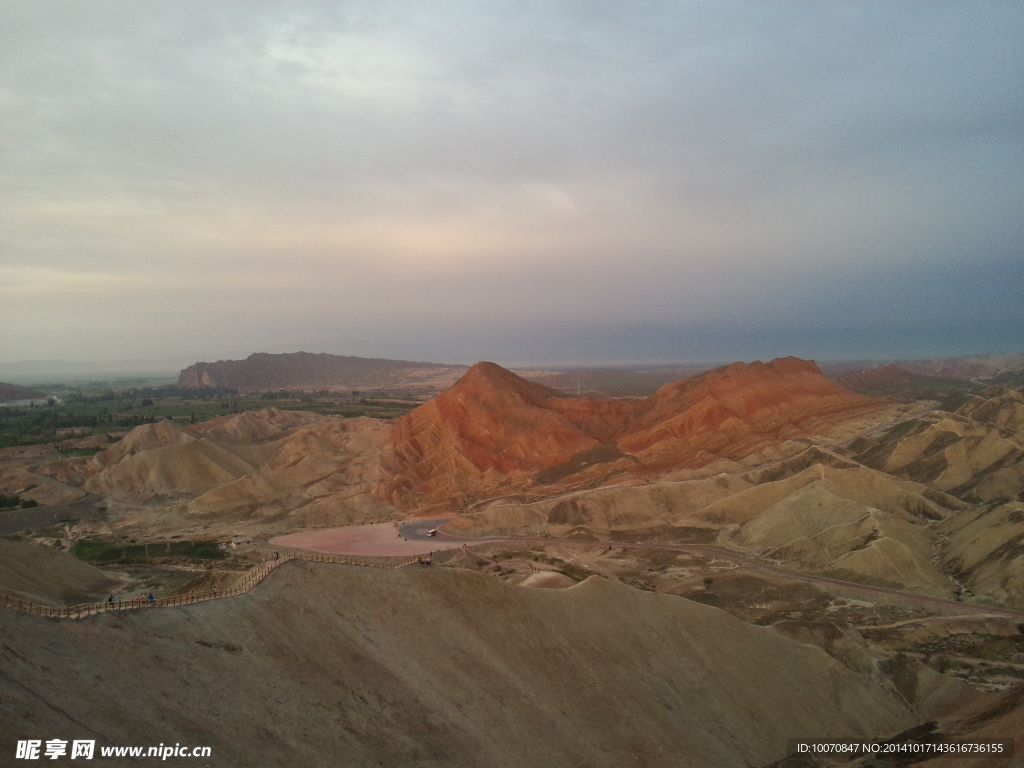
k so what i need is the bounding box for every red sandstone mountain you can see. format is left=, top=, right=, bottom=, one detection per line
left=380, top=362, right=629, bottom=505
left=617, top=357, right=880, bottom=469
left=381, top=357, right=882, bottom=509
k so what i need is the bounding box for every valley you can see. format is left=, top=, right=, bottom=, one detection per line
left=3, top=354, right=1024, bottom=766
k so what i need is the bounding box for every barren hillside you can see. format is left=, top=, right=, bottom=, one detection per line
left=1, top=562, right=917, bottom=768
left=83, top=408, right=394, bottom=535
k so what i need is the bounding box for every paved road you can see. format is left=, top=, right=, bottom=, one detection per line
left=398, top=518, right=458, bottom=541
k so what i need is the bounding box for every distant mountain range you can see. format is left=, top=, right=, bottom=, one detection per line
left=177, top=351, right=468, bottom=393
left=0, top=382, right=47, bottom=401
left=835, top=364, right=978, bottom=400
left=820, top=352, right=1024, bottom=381
left=174, top=351, right=1024, bottom=398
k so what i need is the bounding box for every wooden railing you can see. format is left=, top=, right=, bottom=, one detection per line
left=1, top=550, right=431, bottom=621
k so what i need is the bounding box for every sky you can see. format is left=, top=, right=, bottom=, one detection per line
left=1, top=1, right=1022, bottom=369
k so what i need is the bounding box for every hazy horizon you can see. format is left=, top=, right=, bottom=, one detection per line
left=2, top=2, right=1022, bottom=367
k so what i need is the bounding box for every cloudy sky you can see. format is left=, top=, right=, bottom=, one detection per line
left=2, top=1, right=1022, bottom=368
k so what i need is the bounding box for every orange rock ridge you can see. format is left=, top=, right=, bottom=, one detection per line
left=381, top=357, right=883, bottom=509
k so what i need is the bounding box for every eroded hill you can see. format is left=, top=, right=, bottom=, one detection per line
left=82, top=408, right=394, bottom=535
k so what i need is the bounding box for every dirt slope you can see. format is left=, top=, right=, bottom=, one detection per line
left=0, top=538, right=121, bottom=605
left=444, top=472, right=752, bottom=539
left=0, top=562, right=915, bottom=768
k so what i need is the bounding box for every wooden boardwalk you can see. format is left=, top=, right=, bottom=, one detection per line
left=2, top=551, right=431, bottom=621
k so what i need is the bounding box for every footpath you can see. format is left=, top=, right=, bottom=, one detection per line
left=2, top=550, right=430, bottom=620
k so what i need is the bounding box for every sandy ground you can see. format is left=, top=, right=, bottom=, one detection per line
left=269, top=522, right=468, bottom=556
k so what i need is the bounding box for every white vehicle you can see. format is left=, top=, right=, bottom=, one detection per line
left=427, top=528, right=438, bottom=537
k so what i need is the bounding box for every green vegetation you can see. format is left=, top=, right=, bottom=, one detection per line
left=0, top=382, right=420, bottom=448
left=555, top=562, right=593, bottom=582
left=72, top=537, right=226, bottom=565
left=0, top=494, right=38, bottom=510
left=57, top=446, right=103, bottom=456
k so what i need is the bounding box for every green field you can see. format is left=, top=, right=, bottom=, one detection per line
left=72, top=537, right=227, bottom=565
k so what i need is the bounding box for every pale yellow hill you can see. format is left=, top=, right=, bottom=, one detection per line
left=939, top=501, right=1024, bottom=609
left=183, top=418, right=392, bottom=529
left=954, top=387, right=1024, bottom=432
left=0, top=464, right=86, bottom=505
left=850, top=389, right=1024, bottom=504
left=444, top=472, right=751, bottom=538
left=702, top=463, right=961, bottom=527
left=85, top=438, right=257, bottom=494
left=1, top=562, right=917, bottom=767
left=827, top=535, right=953, bottom=594
left=90, top=418, right=194, bottom=468
left=81, top=412, right=396, bottom=533
left=969, top=461, right=1024, bottom=502
left=732, top=479, right=953, bottom=593
left=518, top=570, right=576, bottom=589
left=194, top=407, right=320, bottom=443
left=929, top=429, right=1023, bottom=494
